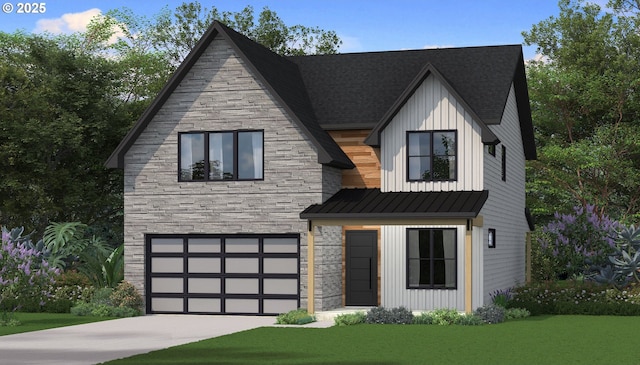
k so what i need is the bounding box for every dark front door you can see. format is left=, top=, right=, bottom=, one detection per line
left=345, top=230, right=378, bottom=306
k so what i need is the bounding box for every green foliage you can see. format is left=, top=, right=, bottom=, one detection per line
left=455, top=314, right=485, bottom=326
left=428, top=308, right=462, bottom=326
left=110, top=281, right=143, bottom=310
left=275, top=308, right=315, bottom=325
left=523, top=0, right=640, bottom=222
left=78, top=243, right=124, bottom=288
left=490, top=288, right=513, bottom=308
left=412, top=312, right=434, bottom=325
left=508, top=281, right=640, bottom=316
left=333, top=311, right=366, bottom=326
left=0, top=226, right=60, bottom=312
left=474, top=304, right=506, bottom=324
left=70, top=282, right=141, bottom=317
left=365, top=306, right=414, bottom=324
left=0, top=311, right=21, bottom=327
left=504, top=308, right=531, bottom=320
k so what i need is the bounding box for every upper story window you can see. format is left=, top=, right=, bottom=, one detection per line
left=179, top=130, right=263, bottom=181
left=407, top=131, right=456, bottom=181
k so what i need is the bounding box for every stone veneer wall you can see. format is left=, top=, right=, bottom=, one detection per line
left=122, top=36, right=342, bottom=310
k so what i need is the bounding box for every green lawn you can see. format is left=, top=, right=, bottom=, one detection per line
left=104, top=315, right=639, bottom=365
left=0, top=312, right=114, bottom=336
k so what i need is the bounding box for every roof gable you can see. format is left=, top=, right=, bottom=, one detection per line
left=363, top=63, right=499, bottom=147
left=106, top=21, right=354, bottom=169
left=290, top=45, right=536, bottom=160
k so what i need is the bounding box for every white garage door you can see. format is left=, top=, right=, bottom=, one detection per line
left=146, top=234, right=300, bottom=315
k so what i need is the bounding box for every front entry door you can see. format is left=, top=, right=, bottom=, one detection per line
left=345, top=230, right=378, bottom=306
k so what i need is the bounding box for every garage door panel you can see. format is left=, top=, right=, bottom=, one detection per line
left=225, top=299, right=259, bottom=313
left=225, top=278, right=259, bottom=294
left=188, top=258, right=221, bottom=273
left=151, top=298, right=183, bottom=312
left=188, top=298, right=221, bottom=313
left=264, top=258, right=297, bottom=274
left=152, top=278, right=183, bottom=293
left=264, top=278, right=297, bottom=295
left=264, top=299, right=298, bottom=314
left=147, top=234, right=299, bottom=315
left=151, top=238, right=184, bottom=253
left=263, top=238, right=298, bottom=253
left=226, top=258, right=259, bottom=273
left=188, top=238, right=221, bottom=253
left=225, top=238, right=259, bottom=253
left=188, top=278, right=221, bottom=294
left=151, top=258, right=183, bottom=273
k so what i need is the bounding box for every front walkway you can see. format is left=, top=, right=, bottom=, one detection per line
left=0, top=315, right=277, bottom=365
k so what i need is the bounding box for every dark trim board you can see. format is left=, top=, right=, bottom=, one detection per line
left=145, top=233, right=300, bottom=315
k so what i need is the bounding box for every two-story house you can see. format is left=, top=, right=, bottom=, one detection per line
left=106, top=21, right=536, bottom=315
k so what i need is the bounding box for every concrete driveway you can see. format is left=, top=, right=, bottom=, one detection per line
left=0, top=315, right=277, bottom=365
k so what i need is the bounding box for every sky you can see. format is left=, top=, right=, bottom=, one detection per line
left=0, top=0, right=576, bottom=60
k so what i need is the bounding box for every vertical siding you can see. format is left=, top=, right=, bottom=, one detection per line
left=381, top=225, right=466, bottom=311
left=380, top=76, right=484, bottom=192
left=481, top=84, right=528, bottom=304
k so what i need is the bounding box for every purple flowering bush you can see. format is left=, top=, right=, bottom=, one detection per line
left=536, top=205, right=619, bottom=280
left=0, top=227, right=61, bottom=311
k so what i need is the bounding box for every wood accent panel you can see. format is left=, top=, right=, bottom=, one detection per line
left=328, top=130, right=381, bottom=188
left=342, top=226, right=381, bottom=306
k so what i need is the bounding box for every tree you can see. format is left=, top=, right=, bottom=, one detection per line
left=523, top=0, right=640, bottom=223
left=0, top=32, right=130, bottom=238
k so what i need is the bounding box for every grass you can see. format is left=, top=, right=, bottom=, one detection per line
left=104, top=315, right=640, bottom=365
left=0, top=312, right=114, bottom=336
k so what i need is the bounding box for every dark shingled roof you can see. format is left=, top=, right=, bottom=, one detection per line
left=300, top=189, right=488, bottom=219
left=106, top=21, right=536, bottom=169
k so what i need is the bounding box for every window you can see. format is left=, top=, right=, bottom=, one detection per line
left=488, top=228, right=496, bottom=248
left=501, top=145, right=506, bottom=181
left=407, top=131, right=456, bottom=181
left=407, top=228, right=457, bottom=289
left=179, top=131, right=263, bottom=181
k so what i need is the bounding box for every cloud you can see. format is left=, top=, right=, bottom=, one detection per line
left=338, top=35, right=363, bottom=53
left=423, top=44, right=455, bottom=50
left=34, top=8, right=102, bottom=34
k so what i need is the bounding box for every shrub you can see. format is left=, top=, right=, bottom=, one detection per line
left=110, top=281, right=143, bottom=310
left=474, top=304, right=505, bottom=324
left=70, top=302, right=140, bottom=318
left=490, top=288, right=513, bottom=308
left=505, top=307, right=531, bottom=320
left=412, top=312, right=434, bottom=325
left=366, top=306, right=414, bottom=324
left=508, top=281, right=640, bottom=316
left=429, top=308, right=462, bottom=326
left=536, top=205, right=619, bottom=280
left=455, top=314, right=484, bottom=326
left=0, top=226, right=61, bottom=312
left=276, top=309, right=315, bottom=325
left=91, top=287, right=113, bottom=306
left=334, top=311, right=366, bottom=326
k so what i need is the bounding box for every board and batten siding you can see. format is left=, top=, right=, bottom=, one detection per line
left=122, top=36, right=341, bottom=310
left=480, top=84, right=528, bottom=304
left=380, top=75, right=484, bottom=192
left=381, top=225, right=468, bottom=311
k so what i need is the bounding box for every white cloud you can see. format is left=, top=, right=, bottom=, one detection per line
left=34, top=8, right=102, bottom=34
left=338, top=35, right=363, bottom=53
left=423, top=44, right=455, bottom=50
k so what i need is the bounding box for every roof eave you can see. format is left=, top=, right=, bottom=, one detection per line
left=300, top=211, right=481, bottom=220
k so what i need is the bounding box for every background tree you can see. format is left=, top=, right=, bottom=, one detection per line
left=523, top=0, right=640, bottom=223
left=0, top=2, right=342, bottom=241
